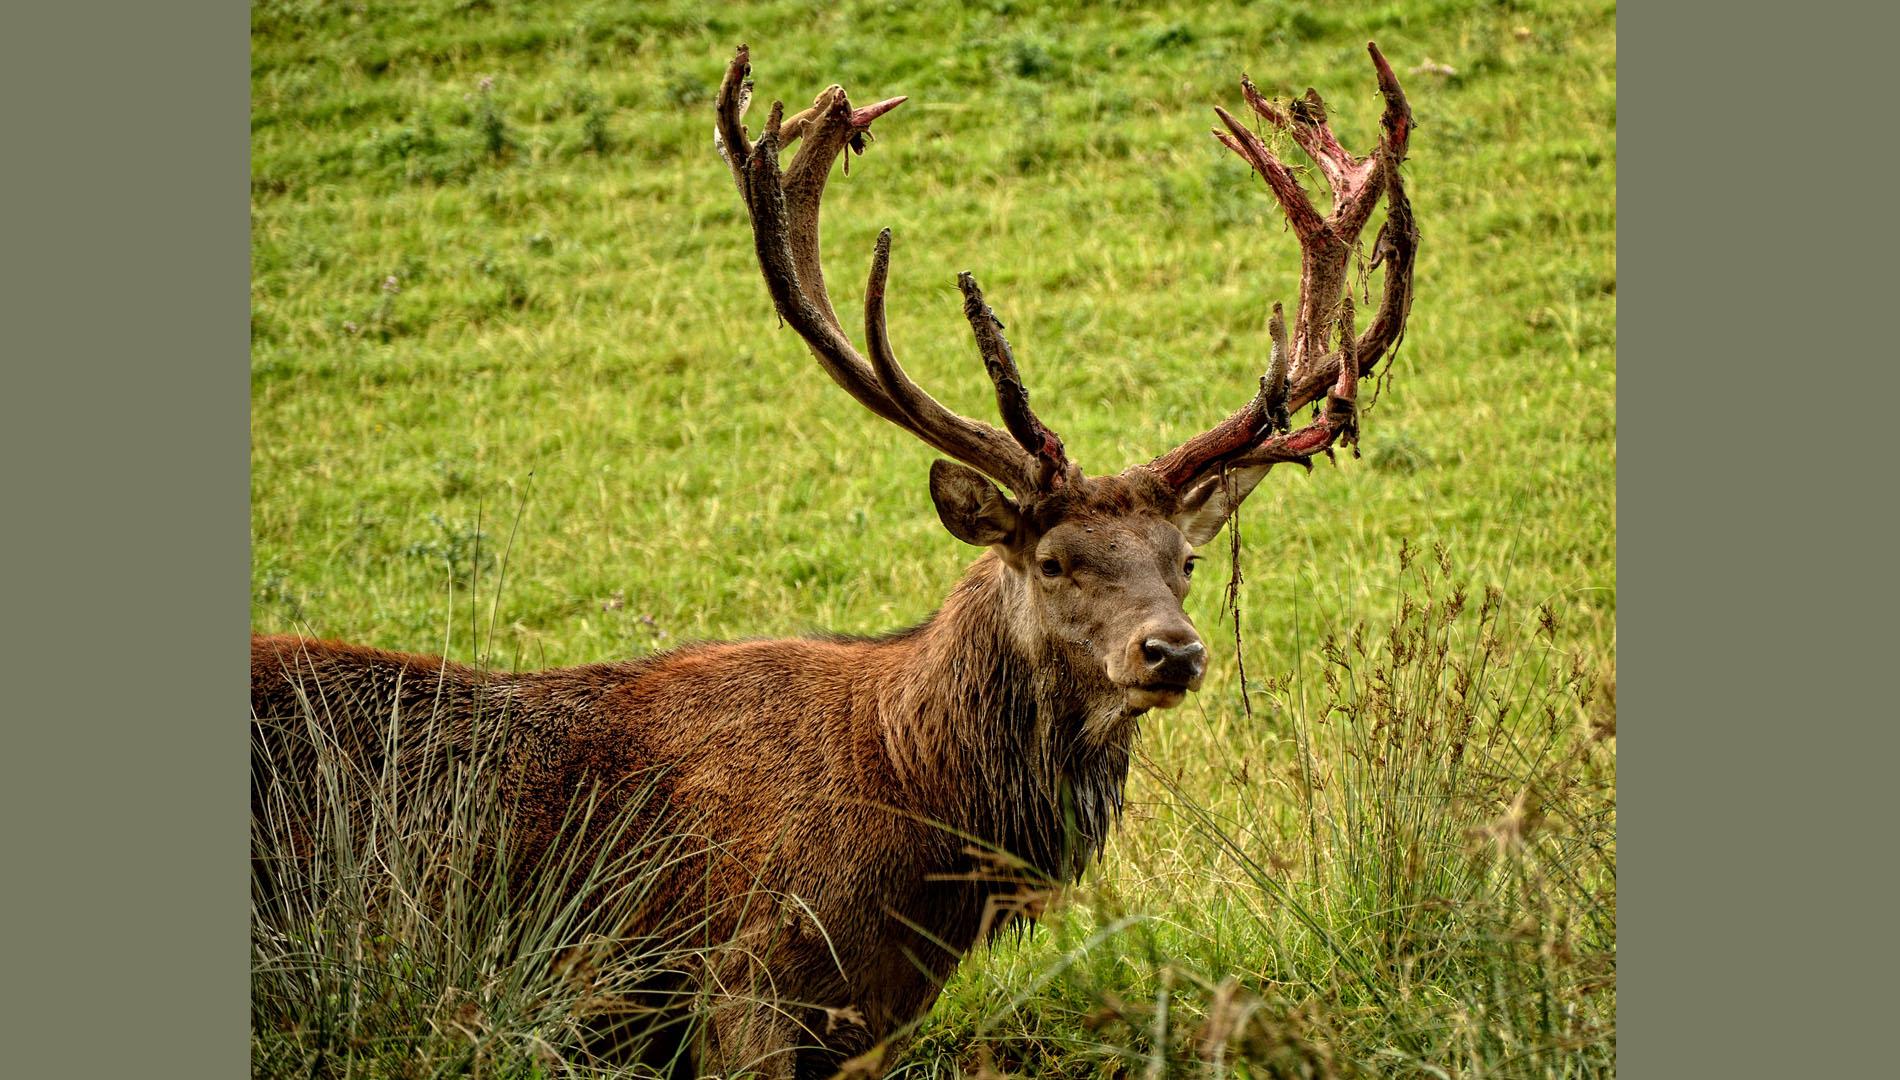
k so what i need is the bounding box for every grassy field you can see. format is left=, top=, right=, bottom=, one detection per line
left=252, top=0, right=1615, bottom=1074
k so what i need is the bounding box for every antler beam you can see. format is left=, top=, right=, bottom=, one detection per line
left=717, top=45, right=1070, bottom=498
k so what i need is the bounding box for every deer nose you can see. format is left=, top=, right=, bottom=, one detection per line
left=1141, top=634, right=1206, bottom=685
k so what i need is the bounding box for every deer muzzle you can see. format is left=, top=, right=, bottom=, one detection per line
left=1121, top=627, right=1206, bottom=711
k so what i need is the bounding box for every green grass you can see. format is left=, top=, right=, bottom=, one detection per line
left=253, top=0, right=1614, bottom=1074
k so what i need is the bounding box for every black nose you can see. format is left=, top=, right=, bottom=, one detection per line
left=1142, top=636, right=1206, bottom=685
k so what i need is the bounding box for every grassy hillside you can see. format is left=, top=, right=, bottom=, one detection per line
left=252, top=0, right=1615, bottom=1074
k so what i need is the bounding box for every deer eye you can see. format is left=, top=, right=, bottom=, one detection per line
left=1039, top=558, right=1063, bottom=578
left=1183, top=556, right=1199, bottom=579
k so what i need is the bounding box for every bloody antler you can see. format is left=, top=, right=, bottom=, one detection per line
left=1150, top=42, right=1418, bottom=491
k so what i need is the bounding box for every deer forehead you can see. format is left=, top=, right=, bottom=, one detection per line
left=1037, top=516, right=1185, bottom=566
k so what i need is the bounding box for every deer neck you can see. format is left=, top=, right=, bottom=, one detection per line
left=873, top=552, right=1135, bottom=880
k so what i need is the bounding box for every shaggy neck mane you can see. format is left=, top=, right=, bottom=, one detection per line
left=868, top=552, right=1135, bottom=882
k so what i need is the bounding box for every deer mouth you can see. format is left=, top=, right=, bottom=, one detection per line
left=1123, top=682, right=1195, bottom=711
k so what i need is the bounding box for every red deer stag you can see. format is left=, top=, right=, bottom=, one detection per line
left=252, top=42, right=1416, bottom=1077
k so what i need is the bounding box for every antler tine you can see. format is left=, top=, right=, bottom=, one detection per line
left=866, top=231, right=1042, bottom=495
left=1368, top=41, right=1415, bottom=163
left=1240, top=77, right=1355, bottom=193
left=718, top=46, right=1051, bottom=498
left=714, top=44, right=755, bottom=192
left=1212, top=106, right=1328, bottom=243
left=1151, top=42, right=1417, bottom=492
left=776, top=84, right=904, bottom=334
left=958, top=274, right=1071, bottom=490
left=1261, top=301, right=1291, bottom=434
left=731, top=97, right=893, bottom=422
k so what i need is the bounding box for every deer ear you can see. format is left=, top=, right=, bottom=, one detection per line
left=929, top=460, right=1020, bottom=547
left=1171, top=466, right=1273, bottom=546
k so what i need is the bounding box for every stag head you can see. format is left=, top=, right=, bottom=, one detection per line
left=715, top=45, right=1417, bottom=715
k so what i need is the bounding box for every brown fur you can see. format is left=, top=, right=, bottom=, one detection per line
left=254, top=471, right=1212, bottom=1076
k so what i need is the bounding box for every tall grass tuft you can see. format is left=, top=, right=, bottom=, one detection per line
left=251, top=675, right=709, bottom=1078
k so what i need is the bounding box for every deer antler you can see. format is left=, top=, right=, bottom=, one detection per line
left=717, top=45, right=1072, bottom=498
left=1150, top=42, right=1418, bottom=492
